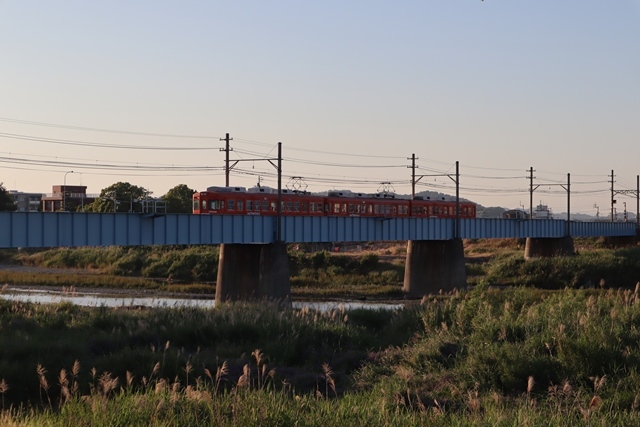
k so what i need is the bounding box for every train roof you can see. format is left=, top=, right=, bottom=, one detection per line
left=206, top=186, right=246, bottom=193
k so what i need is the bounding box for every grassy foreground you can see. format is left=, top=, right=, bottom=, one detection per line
left=2, top=285, right=640, bottom=425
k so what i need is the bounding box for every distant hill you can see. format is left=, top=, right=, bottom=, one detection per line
left=476, top=206, right=508, bottom=219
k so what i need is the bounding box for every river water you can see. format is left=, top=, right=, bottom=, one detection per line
left=0, top=286, right=404, bottom=312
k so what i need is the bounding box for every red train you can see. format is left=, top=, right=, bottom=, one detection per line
left=193, top=186, right=476, bottom=219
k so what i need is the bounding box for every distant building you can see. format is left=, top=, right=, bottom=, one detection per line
left=533, top=203, right=553, bottom=219
left=41, top=185, right=96, bottom=212
left=9, top=190, right=44, bottom=212
left=502, top=209, right=529, bottom=220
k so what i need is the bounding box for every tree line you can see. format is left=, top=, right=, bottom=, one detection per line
left=0, top=182, right=196, bottom=213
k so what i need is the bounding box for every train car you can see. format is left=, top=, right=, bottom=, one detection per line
left=323, top=190, right=411, bottom=218
left=410, top=196, right=476, bottom=219
left=193, top=186, right=476, bottom=219
left=193, top=186, right=325, bottom=216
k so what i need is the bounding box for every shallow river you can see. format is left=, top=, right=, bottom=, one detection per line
left=0, top=286, right=404, bottom=312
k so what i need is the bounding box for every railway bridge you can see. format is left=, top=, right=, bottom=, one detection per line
left=0, top=212, right=636, bottom=301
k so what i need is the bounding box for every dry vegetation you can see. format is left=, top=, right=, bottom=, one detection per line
left=3, top=285, right=640, bottom=425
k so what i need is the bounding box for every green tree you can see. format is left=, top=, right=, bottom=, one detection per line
left=0, top=183, right=16, bottom=211
left=84, top=182, right=151, bottom=213
left=162, top=184, right=196, bottom=213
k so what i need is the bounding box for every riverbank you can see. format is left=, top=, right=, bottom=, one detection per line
left=0, top=258, right=405, bottom=301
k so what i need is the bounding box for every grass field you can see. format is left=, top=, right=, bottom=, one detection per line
left=2, top=284, right=640, bottom=425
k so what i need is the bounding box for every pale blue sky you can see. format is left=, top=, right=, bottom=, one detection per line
left=1, top=1, right=639, bottom=216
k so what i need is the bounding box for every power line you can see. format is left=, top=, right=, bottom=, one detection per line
left=0, top=117, right=216, bottom=139
left=233, top=148, right=406, bottom=169
left=234, top=138, right=407, bottom=159
left=0, top=132, right=214, bottom=150
left=0, top=155, right=221, bottom=172
left=0, top=150, right=209, bottom=169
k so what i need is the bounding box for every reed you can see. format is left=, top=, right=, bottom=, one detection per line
left=2, top=284, right=640, bottom=425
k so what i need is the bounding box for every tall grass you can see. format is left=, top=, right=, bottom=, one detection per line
left=13, top=245, right=220, bottom=283
left=2, top=286, right=640, bottom=425
left=480, top=246, right=640, bottom=289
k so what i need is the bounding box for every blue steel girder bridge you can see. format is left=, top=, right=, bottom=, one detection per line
left=1, top=212, right=637, bottom=300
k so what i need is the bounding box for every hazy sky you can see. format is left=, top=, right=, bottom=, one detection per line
left=1, top=1, right=639, bottom=216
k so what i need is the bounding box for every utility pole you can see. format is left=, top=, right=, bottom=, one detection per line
left=407, top=154, right=417, bottom=199
left=528, top=167, right=539, bottom=218
left=409, top=160, right=461, bottom=238
left=220, top=133, right=233, bottom=187
left=610, top=171, right=639, bottom=226
left=563, top=173, right=570, bottom=236
left=610, top=170, right=616, bottom=222
left=220, top=142, right=283, bottom=241
left=277, top=142, right=282, bottom=243
left=455, top=161, right=460, bottom=239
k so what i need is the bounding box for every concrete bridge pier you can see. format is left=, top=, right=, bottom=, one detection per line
left=524, top=237, right=575, bottom=259
left=216, top=242, right=290, bottom=303
left=403, top=238, right=467, bottom=297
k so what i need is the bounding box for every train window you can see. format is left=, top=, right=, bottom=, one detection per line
left=294, top=202, right=300, bottom=212
left=228, top=200, right=235, bottom=211
left=368, top=205, right=373, bottom=214
left=310, top=202, right=316, bottom=212
left=334, top=203, right=340, bottom=214
left=342, top=203, right=347, bottom=213
left=255, top=201, right=261, bottom=211
left=301, top=202, right=308, bottom=212
left=237, top=201, right=243, bottom=211
left=443, top=207, right=448, bottom=215
left=199, top=200, right=205, bottom=210
left=270, top=202, right=276, bottom=211
left=287, top=202, right=293, bottom=212
left=210, top=200, right=223, bottom=210
left=246, top=200, right=253, bottom=211
left=374, top=205, right=379, bottom=215
left=348, top=204, right=354, bottom=214
left=325, top=203, right=330, bottom=213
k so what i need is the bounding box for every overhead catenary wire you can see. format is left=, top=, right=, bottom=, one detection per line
left=1, top=116, right=634, bottom=214
left=0, top=155, right=222, bottom=172
left=0, top=117, right=216, bottom=139
left=0, top=132, right=215, bottom=150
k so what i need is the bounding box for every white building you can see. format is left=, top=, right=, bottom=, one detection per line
left=9, top=190, right=44, bottom=212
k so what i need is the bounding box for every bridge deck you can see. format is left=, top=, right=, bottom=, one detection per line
left=0, top=212, right=636, bottom=248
